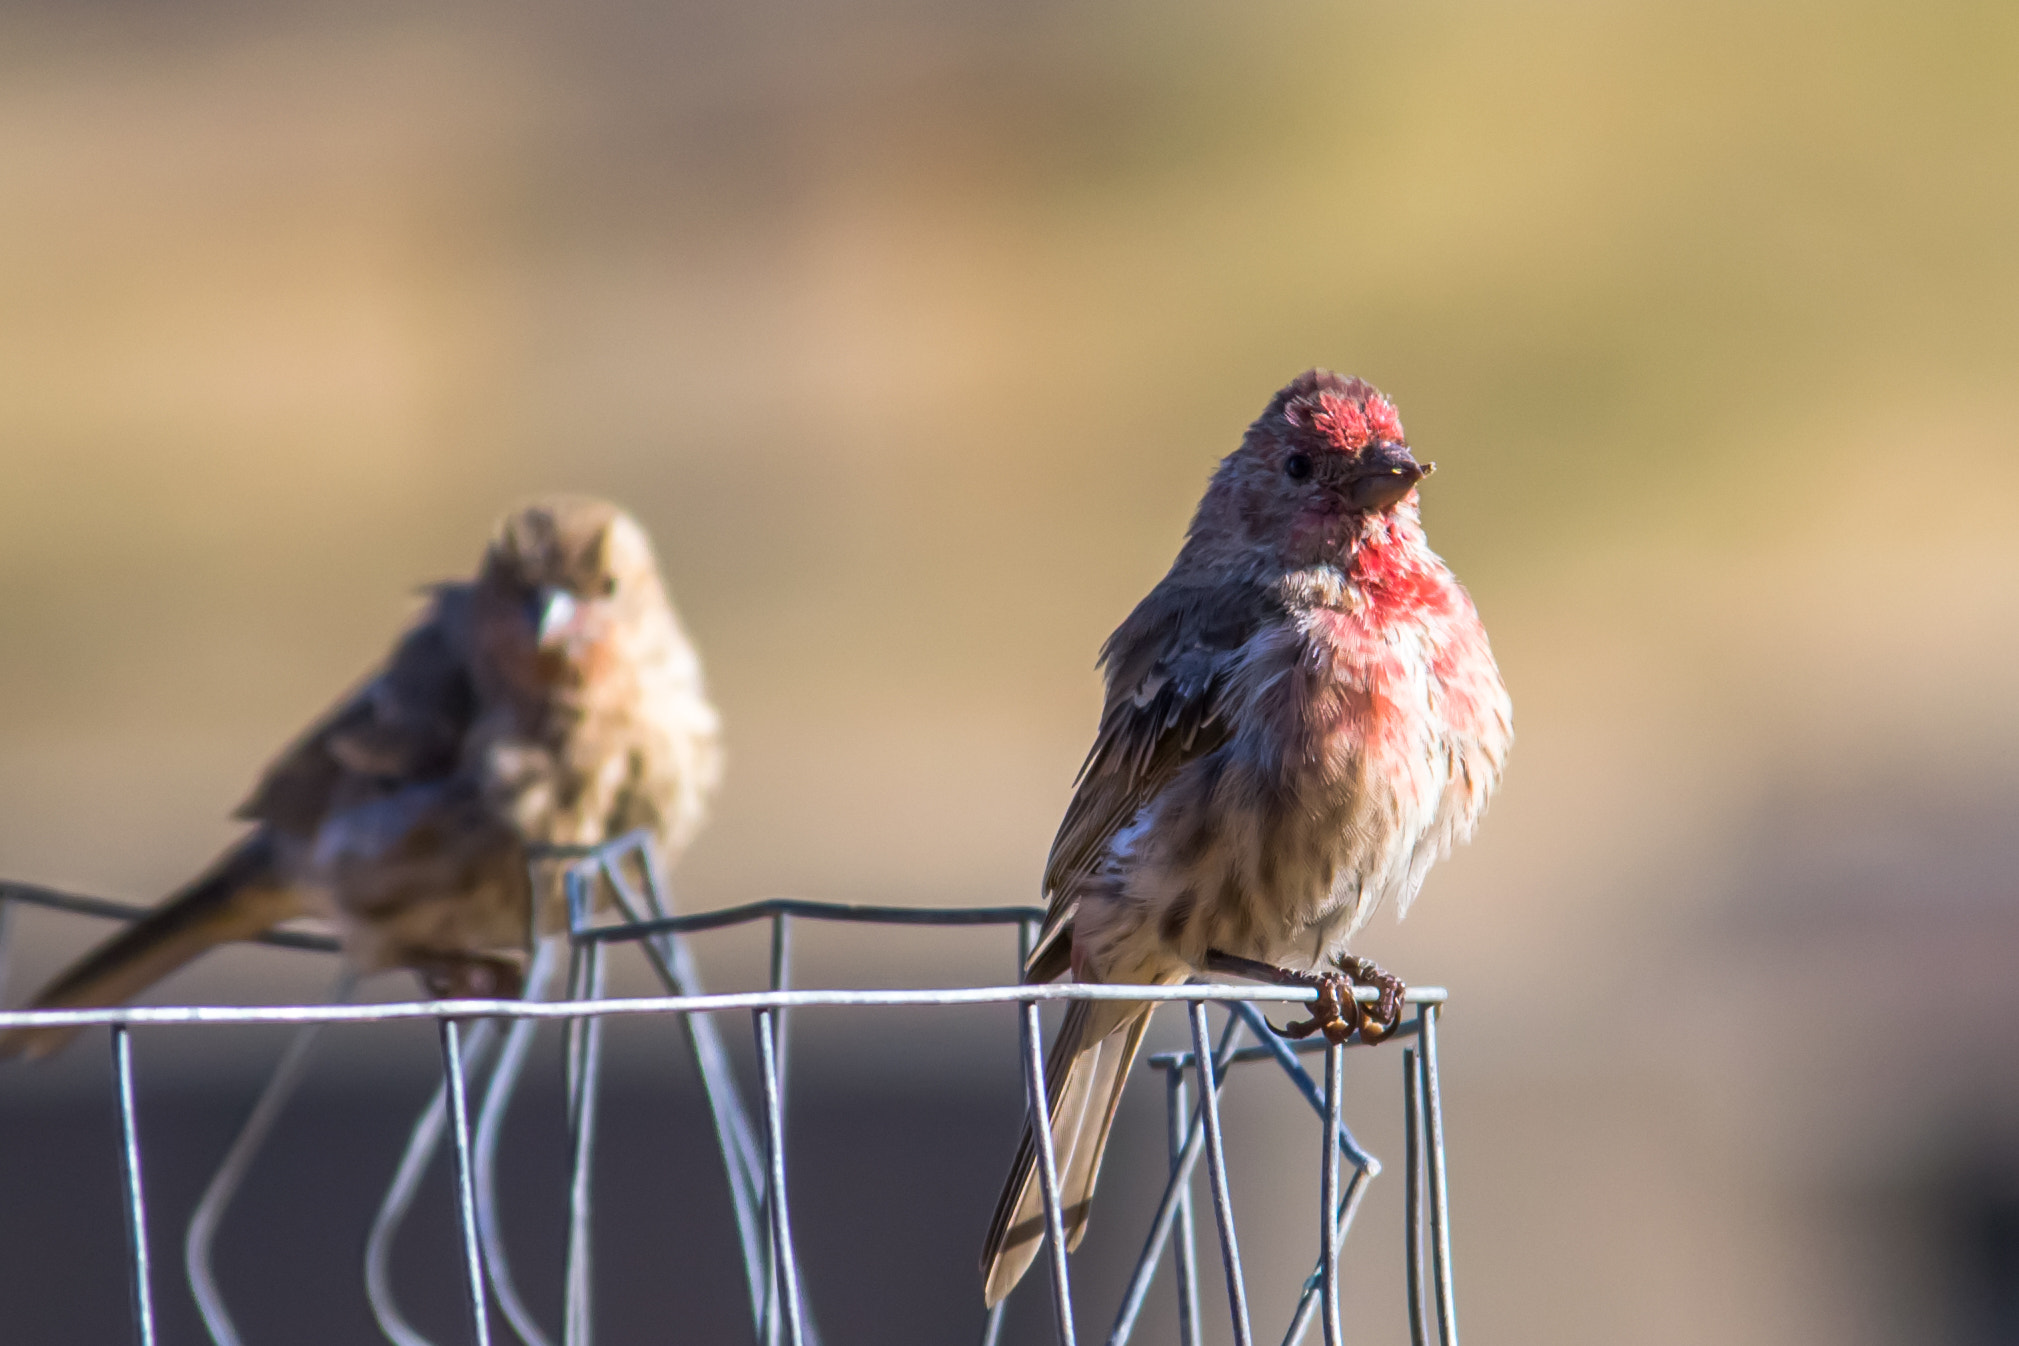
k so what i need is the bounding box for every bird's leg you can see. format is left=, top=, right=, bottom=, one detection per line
left=1204, top=950, right=1358, bottom=1045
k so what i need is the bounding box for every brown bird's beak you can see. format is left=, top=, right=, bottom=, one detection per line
left=1346, top=441, right=1434, bottom=511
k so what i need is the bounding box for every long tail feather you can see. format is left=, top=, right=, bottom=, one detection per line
left=980, top=997, right=1152, bottom=1307
left=0, top=833, right=303, bottom=1060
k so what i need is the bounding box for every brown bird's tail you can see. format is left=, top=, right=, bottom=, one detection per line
left=0, top=833, right=304, bottom=1061
left=980, top=996, right=1153, bottom=1307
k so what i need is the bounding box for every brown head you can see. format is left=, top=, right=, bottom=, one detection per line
left=1184, top=370, right=1434, bottom=572
left=470, top=496, right=681, bottom=710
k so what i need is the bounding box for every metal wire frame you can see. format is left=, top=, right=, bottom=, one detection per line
left=1137, top=1008, right=1446, bottom=1346
left=185, top=971, right=358, bottom=1346
left=361, top=942, right=581, bottom=1346
left=0, top=852, right=1462, bottom=1346
left=113, top=1022, right=157, bottom=1346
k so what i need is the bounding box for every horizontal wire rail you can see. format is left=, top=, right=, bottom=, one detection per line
left=0, top=838, right=1460, bottom=1346
left=0, top=981, right=1447, bottom=1032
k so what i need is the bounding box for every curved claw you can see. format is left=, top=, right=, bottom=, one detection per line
left=1354, top=1005, right=1394, bottom=1044
left=1273, top=971, right=1358, bottom=1044
left=1343, top=957, right=1406, bottom=1043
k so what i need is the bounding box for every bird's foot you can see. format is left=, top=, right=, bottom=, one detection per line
left=1275, top=968, right=1361, bottom=1045
left=1202, top=949, right=1407, bottom=1045
left=1337, top=956, right=1405, bottom=1043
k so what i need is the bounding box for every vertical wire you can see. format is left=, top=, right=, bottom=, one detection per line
left=188, top=972, right=356, bottom=1346
left=1278, top=1164, right=1379, bottom=1346
left=440, top=1018, right=494, bottom=1346
left=607, top=848, right=770, bottom=1324
left=607, top=843, right=824, bottom=1346
left=754, top=1009, right=806, bottom=1346
left=1020, top=998, right=1078, bottom=1346
left=1185, top=1003, right=1252, bottom=1346
left=1104, top=1013, right=1244, bottom=1346
left=627, top=842, right=768, bottom=1186
left=112, top=1025, right=156, bottom=1346
left=1403, top=1043, right=1427, bottom=1346
left=1319, top=1041, right=1343, bottom=1346
left=563, top=943, right=607, bottom=1346
left=475, top=940, right=562, bottom=1346
left=1167, top=1068, right=1203, bottom=1346
left=1420, top=1006, right=1458, bottom=1346
left=1222, top=1003, right=1380, bottom=1171
left=768, top=915, right=793, bottom=1105
left=364, top=1018, right=501, bottom=1346
left=1218, top=998, right=1389, bottom=1346
left=759, top=914, right=793, bottom=1346
left=977, top=917, right=1039, bottom=1346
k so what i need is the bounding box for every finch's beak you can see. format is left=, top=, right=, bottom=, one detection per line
left=1347, top=441, right=1434, bottom=512
left=535, top=588, right=580, bottom=650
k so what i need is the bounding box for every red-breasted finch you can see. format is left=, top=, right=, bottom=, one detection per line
left=981, top=370, right=1511, bottom=1304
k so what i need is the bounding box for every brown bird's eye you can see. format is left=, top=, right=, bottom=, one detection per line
left=601, top=576, right=617, bottom=597
left=1284, top=453, right=1312, bottom=481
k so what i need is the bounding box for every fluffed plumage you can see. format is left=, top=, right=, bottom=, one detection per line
left=2, top=496, right=721, bottom=1059
left=981, top=371, right=1511, bottom=1305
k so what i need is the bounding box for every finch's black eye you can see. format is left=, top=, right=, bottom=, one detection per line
left=1284, top=452, right=1312, bottom=481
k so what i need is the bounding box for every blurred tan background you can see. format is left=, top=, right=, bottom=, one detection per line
left=2, top=0, right=2017, bottom=1342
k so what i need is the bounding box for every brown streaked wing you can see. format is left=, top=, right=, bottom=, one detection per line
left=235, top=585, right=480, bottom=837
left=1025, top=580, right=1274, bottom=977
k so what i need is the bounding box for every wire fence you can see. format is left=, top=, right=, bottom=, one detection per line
left=0, top=834, right=1459, bottom=1346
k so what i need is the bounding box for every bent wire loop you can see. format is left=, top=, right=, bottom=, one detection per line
left=0, top=844, right=1460, bottom=1346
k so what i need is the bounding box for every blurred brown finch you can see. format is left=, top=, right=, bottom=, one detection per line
left=981, top=371, right=1511, bottom=1304
left=1, top=496, right=722, bottom=1059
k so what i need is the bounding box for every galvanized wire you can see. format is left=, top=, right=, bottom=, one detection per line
left=592, top=847, right=772, bottom=1329
left=0, top=982, right=1445, bottom=1032
left=1187, top=1002, right=1253, bottom=1346
left=112, top=1024, right=157, bottom=1346
left=1279, top=1164, right=1378, bottom=1346
left=475, top=940, right=564, bottom=1346
left=1404, top=1045, right=1428, bottom=1346
left=754, top=1008, right=807, bottom=1346
left=186, top=973, right=357, bottom=1346
left=1319, top=1041, right=1343, bottom=1346
left=1420, top=1006, right=1458, bottom=1346
left=441, top=1017, right=495, bottom=1346
left=1151, top=1008, right=1387, bottom=1346
left=1111, top=1013, right=1245, bottom=1346
left=364, top=1017, right=502, bottom=1346
left=2, top=845, right=1465, bottom=1346
left=1022, top=998, right=1078, bottom=1346
left=562, top=939, right=607, bottom=1346
left=1166, top=1068, right=1203, bottom=1346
